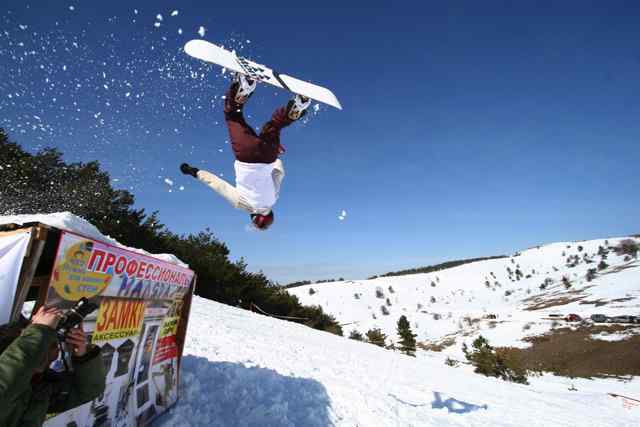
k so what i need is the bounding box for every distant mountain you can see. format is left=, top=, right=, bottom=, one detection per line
left=369, top=255, right=508, bottom=279
left=288, top=236, right=640, bottom=379
left=282, top=278, right=345, bottom=289
left=282, top=257, right=510, bottom=289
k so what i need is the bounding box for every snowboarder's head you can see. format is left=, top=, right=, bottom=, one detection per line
left=251, top=211, right=274, bottom=231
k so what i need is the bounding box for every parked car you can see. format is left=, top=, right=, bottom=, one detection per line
left=565, top=314, right=582, bottom=322
left=590, top=314, right=608, bottom=323
left=609, top=315, right=635, bottom=324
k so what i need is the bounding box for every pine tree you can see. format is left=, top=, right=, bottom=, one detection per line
left=462, top=335, right=528, bottom=384
left=366, top=328, right=387, bottom=348
left=396, top=315, right=417, bottom=357
left=349, top=330, right=364, bottom=341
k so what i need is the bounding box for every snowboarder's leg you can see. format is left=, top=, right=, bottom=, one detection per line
left=224, top=78, right=311, bottom=163
left=224, top=79, right=267, bottom=163
left=259, top=95, right=311, bottom=150
left=224, top=77, right=291, bottom=164
left=256, top=107, right=292, bottom=160
left=224, top=79, right=258, bottom=137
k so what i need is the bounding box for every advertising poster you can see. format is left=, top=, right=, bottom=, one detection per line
left=42, top=231, right=195, bottom=427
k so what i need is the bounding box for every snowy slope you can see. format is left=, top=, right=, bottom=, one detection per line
left=288, top=236, right=640, bottom=357
left=156, top=296, right=639, bottom=426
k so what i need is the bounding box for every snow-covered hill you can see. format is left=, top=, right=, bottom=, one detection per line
left=157, top=296, right=638, bottom=426
left=288, top=236, right=640, bottom=360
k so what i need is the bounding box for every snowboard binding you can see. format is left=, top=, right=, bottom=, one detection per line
left=286, top=94, right=311, bottom=121
left=232, top=73, right=257, bottom=105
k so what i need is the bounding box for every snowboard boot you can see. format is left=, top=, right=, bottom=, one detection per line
left=180, top=163, right=199, bottom=178
left=231, top=74, right=257, bottom=105
left=285, top=94, right=311, bottom=121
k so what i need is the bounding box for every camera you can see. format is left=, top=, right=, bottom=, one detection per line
left=56, top=297, right=99, bottom=338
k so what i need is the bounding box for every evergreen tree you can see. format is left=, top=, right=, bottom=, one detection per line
left=349, top=330, right=364, bottom=341
left=462, top=335, right=528, bottom=384
left=396, top=315, right=417, bottom=356
left=615, top=239, right=639, bottom=258
left=366, top=328, right=387, bottom=347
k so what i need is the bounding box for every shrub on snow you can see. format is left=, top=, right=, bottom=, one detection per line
left=462, top=336, right=528, bottom=384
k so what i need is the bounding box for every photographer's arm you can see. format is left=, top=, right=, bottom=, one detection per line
left=0, top=324, right=56, bottom=403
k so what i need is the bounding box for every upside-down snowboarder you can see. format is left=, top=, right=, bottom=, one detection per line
left=180, top=75, right=311, bottom=230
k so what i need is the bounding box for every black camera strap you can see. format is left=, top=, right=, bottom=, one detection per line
left=57, top=339, right=70, bottom=372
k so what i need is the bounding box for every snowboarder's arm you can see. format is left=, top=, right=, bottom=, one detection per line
left=272, top=159, right=285, bottom=198
left=197, top=170, right=249, bottom=212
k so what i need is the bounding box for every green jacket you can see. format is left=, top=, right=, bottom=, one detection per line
left=0, top=324, right=106, bottom=427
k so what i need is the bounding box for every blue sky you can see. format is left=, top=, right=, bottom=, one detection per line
left=1, top=1, right=639, bottom=284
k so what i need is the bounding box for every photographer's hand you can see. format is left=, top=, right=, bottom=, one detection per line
left=65, top=323, right=88, bottom=357
left=31, top=306, right=63, bottom=330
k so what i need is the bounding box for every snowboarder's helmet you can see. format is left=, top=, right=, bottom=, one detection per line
left=251, top=211, right=274, bottom=230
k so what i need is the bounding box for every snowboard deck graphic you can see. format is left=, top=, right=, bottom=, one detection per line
left=184, top=39, right=342, bottom=110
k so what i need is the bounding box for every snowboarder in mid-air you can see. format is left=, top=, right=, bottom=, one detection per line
left=181, top=75, right=311, bottom=230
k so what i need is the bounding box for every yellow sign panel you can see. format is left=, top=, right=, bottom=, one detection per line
left=92, top=298, right=146, bottom=342
left=51, top=240, right=112, bottom=300
left=159, top=317, right=179, bottom=338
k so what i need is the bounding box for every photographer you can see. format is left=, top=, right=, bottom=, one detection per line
left=0, top=305, right=106, bottom=427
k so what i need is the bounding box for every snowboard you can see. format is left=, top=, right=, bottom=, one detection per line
left=184, top=39, right=342, bottom=110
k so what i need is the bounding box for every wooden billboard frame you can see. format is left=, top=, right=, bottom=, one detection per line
left=0, top=224, right=50, bottom=323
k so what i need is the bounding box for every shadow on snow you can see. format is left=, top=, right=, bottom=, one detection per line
left=388, top=391, right=487, bottom=415
left=155, top=355, right=333, bottom=427
left=431, top=391, right=488, bottom=414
